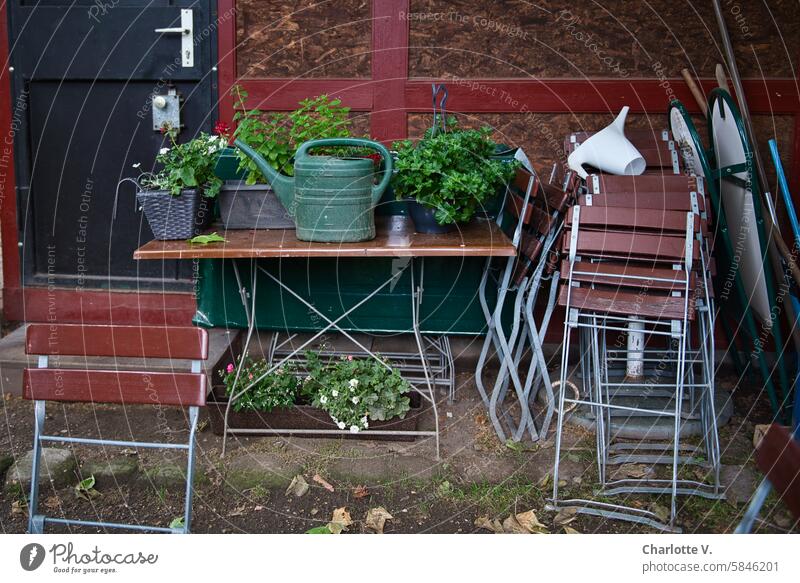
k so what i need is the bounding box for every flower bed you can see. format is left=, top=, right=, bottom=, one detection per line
left=205, top=386, right=424, bottom=441
left=206, top=339, right=426, bottom=440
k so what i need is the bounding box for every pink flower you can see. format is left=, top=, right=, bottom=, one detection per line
left=226, top=363, right=234, bottom=374
left=347, top=355, right=353, bottom=361
left=249, top=373, right=254, bottom=380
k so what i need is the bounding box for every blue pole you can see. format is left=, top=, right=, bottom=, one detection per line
left=769, top=139, right=800, bottom=249
left=770, top=138, right=800, bottom=432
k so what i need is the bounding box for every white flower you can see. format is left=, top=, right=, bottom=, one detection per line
left=351, top=396, right=359, bottom=405
left=304, top=376, right=311, bottom=383
left=319, top=395, right=328, bottom=404
left=361, top=416, right=369, bottom=429
left=207, top=145, right=217, bottom=154
left=132, top=162, right=141, bottom=168
left=337, top=421, right=346, bottom=430
left=348, top=378, right=359, bottom=388
left=331, top=389, right=339, bottom=397
left=350, top=425, right=360, bottom=433
left=159, top=147, right=170, bottom=155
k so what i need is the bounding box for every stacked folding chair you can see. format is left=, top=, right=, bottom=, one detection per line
left=550, top=128, right=722, bottom=532
left=476, top=166, right=577, bottom=442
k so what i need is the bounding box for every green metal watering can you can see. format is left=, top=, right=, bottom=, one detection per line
left=234, top=137, right=393, bottom=242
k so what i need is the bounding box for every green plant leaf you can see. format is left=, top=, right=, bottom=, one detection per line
left=188, top=232, right=226, bottom=245
left=169, top=517, right=185, bottom=530
left=305, top=525, right=332, bottom=534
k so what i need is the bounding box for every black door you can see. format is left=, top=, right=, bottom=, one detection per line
left=7, top=1, right=216, bottom=290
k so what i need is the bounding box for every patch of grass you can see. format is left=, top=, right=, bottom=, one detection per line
left=435, top=478, right=545, bottom=516
left=247, top=484, right=269, bottom=501
left=154, top=485, right=168, bottom=504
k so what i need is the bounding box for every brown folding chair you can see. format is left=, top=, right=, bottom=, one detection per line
left=23, top=324, right=208, bottom=534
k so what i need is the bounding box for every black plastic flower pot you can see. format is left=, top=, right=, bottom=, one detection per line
left=136, top=188, right=213, bottom=240
left=405, top=199, right=454, bottom=234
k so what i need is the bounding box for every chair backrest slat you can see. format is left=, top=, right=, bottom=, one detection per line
left=578, top=192, right=705, bottom=213
left=586, top=173, right=696, bottom=195
left=562, top=230, right=699, bottom=262
left=567, top=206, right=699, bottom=236
left=26, top=324, right=208, bottom=360
left=23, top=369, right=206, bottom=407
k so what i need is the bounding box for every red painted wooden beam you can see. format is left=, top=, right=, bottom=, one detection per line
left=217, top=0, right=237, bottom=126
left=370, top=0, right=410, bottom=143
left=405, top=78, right=800, bottom=114
left=0, top=7, right=22, bottom=322
left=236, top=78, right=374, bottom=111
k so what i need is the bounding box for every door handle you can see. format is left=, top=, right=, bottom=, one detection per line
left=154, top=9, right=193, bottom=68
left=154, top=27, right=189, bottom=34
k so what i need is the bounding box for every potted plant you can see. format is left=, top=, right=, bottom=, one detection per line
left=391, top=121, right=518, bottom=233
left=215, top=86, right=353, bottom=230
left=206, top=346, right=422, bottom=440
left=135, top=128, right=225, bottom=240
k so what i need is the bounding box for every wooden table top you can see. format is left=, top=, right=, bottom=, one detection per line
left=134, top=216, right=516, bottom=260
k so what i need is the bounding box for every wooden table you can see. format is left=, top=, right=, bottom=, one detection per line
left=134, top=215, right=516, bottom=260
left=134, top=216, right=516, bottom=459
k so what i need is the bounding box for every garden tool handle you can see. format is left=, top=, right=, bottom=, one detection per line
left=680, top=68, right=707, bottom=117
left=296, top=138, right=394, bottom=205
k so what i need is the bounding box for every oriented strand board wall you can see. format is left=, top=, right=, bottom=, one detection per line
left=408, top=0, right=799, bottom=78
left=237, top=0, right=371, bottom=78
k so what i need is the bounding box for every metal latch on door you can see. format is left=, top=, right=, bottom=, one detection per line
left=152, top=86, right=182, bottom=133
left=154, top=8, right=194, bottom=68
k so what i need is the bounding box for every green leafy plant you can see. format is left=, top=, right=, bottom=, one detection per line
left=139, top=129, right=226, bottom=197
left=188, top=232, right=226, bottom=245
left=74, top=475, right=100, bottom=501
left=303, top=352, right=411, bottom=432
left=392, top=121, right=518, bottom=225
left=219, top=356, right=301, bottom=413
left=169, top=517, right=185, bottom=530
left=232, top=86, right=352, bottom=184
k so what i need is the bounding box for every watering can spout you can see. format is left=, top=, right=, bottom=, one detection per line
left=233, top=138, right=296, bottom=214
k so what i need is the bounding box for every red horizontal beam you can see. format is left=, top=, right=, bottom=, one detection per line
left=235, top=79, right=375, bottom=111
left=405, top=78, right=800, bottom=115
left=5, top=287, right=196, bottom=326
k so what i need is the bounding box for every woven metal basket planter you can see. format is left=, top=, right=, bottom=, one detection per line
left=137, top=188, right=213, bottom=240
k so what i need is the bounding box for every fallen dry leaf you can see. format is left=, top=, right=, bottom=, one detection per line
left=44, top=496, right=61, bottom=510
left=553, top=507, right=578, bottom=527
left=563, top=526, right=581, bottom=534
left=286, top=474, right=309, bottom=498
left=353, top=485, right=370, bottom=499
left=313, top=474, right=335, bottom=492
left=229, top=504, right=247, bottom=517
left=365, top=507, right=393, bottom=533
left=650, top=503, right=670, bottom=523
left=537, top=474, right=551, bottom=488
left=502, top=514, right=528, bottom=534
left=753, top=424, right=771, bottom=448
left=327, top=521, right=345, bottom=534
left=616, top=463, right=654, bottom=479
left=11, top=500, right=25, bottom=515
left=330, top=506, right=353, bottom=532
left=515, top=510, right=548, bottom=533
left=474, top=516, right=503, bottom=533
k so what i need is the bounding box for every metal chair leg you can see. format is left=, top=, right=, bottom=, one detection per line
left=27, top=400, right=46, bottom=534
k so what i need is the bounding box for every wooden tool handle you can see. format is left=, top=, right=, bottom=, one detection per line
left=715, top=63, right=730, bottom=92
left=681, top=68, right=708, bottom=117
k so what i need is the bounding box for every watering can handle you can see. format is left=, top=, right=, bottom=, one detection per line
left=295, top=138, right=394, bottom=205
